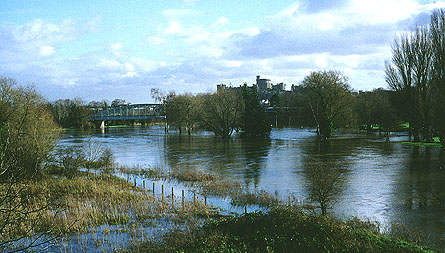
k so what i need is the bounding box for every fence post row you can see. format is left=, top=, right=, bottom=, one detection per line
left=128, top=178, right=212, bottom=210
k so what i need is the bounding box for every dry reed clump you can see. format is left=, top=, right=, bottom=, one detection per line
left=231, top=190, right=281, bottom=208
left=170, top=167, right=218, bottom=183
left=200, top=180, right=243, bottom=197
left=167, top=167, right=281, bottom=208
left=118, top=165, right=166, bottom=179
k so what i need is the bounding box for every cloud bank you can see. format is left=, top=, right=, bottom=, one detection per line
left=0, top=0, right=444, bottom=102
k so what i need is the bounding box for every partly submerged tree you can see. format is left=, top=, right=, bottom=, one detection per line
left=385, top=11, right=445, bottom=142
left=240, top=83, right=271, bottom=137
left=163, top=92, right=199, bottom=135
left=301, top=71, right=353, bottom=141
left=199, top=89, right=244, bottom=138
left=430, top=9, right=445, bottom=144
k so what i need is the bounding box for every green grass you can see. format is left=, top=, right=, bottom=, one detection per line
left=127, top=206, right=433, bottom=253
left=400, top=122, right=410, bottom=128
left=401, top=141, right=442, bottom=147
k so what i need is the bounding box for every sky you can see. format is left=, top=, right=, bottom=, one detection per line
left=0, top=0, right=444, bottom=103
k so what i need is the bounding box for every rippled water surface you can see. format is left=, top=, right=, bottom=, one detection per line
left=59, top=126, right=445, bottom=248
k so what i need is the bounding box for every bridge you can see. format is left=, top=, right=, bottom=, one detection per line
left=90, top=104, right=165, bottom=126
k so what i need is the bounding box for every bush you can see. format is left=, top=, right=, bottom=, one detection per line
left=129, top=207, right=433, bottom=252
left=0, top=77, right=60, bottom=251
left=0, top=77, right=60, bottom=181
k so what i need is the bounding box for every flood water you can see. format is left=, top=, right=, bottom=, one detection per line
left=59, top=126, right=445, bottom=248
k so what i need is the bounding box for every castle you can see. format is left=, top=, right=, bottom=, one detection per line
left=218, top=75, right=298, bottom=102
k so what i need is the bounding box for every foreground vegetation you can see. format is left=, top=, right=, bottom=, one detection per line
left=128, top=206, right=433, bottom=253
left=0, top=169, right=220, bottom=251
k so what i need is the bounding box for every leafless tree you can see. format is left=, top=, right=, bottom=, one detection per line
left=386, top=11, right=445, bottom=142
left=430, top=9, right=445, bottom=143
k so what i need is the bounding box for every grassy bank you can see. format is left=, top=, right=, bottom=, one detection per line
left=127, top=206, right=433, bottom=253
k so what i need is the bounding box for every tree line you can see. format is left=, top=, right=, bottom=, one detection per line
left=156, top=71, right=403, bottom=141
left=46, top=98, right=129, bottom=129
left=385, top=9, right=444, bottom=142
left=152, top=84, right=271, bottom=138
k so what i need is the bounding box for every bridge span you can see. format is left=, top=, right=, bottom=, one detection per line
left=90, top=104, right=165, bottom=127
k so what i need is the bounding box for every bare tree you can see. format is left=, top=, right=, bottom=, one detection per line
left=386, top=17, right=440, bottom=142
left=385, top=33, right=417, bottom=139
left=150, top=88, right=166, bottom=103
left=411, top=27, right=434, bottom=141
left=430, top=9, right=445, bottom=143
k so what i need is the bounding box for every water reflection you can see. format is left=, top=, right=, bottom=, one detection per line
left=163, top=135, right=272, bottom=187
left=299, top=137, right=362, bottom=215
left=240, top=138, right=271, bottom=187
left=389, top=146, right=445, bottom=248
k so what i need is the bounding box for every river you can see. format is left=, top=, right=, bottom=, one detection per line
left=59, top=126, right=445, bottom=248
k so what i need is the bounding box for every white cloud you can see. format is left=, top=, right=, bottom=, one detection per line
left=164, top=21, right=184, bottom=35
left=162, top=9, right=198, bottom=19
left=99, top=58, right=121, bottom=69
left=39, top=45, right=55, bottom=56
left=181, top=0, right=199, bottom=5
left=110, top=43, right=122, bottom=51
left=148, top=36, right=165, bottom=45
left=221, top=60, right=242, bottom=68
left=347, top=0, right=421, bottom=24
left=121, top=71, right=137, bottom=78
left=215, top=17, right=229, bottom=25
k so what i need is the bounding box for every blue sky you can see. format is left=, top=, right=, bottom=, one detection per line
left=0, top=0, right=444, bottom=103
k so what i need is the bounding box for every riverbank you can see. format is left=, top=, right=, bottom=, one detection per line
left=127, top=206, right=433, bottom=252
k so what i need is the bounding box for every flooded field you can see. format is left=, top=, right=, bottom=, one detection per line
left=58, top=126, right=445, bottom=249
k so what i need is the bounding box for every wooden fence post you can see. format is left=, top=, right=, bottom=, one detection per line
left=182, top=190, right=185, bottom=210
left=161, top=184, right=164, bottom=201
